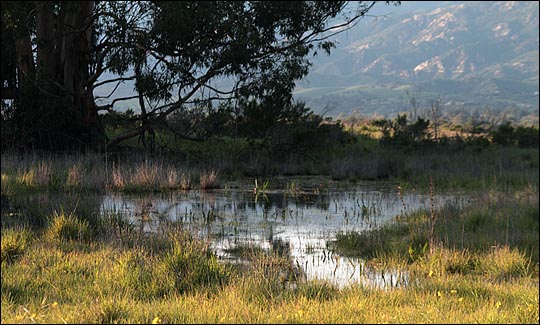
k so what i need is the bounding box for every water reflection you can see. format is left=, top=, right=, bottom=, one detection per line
left=100, top=181, right=470, bottom=288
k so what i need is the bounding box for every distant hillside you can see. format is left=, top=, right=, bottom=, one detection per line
left=294, top=1, right=539, bottom=121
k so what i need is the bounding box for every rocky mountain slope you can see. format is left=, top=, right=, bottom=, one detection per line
left=295, top=1, right=539, bottom=120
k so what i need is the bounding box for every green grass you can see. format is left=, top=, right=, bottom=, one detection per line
left=1, top=227, right=32, bottom=263
left=46, top=210, right=93, bottom=243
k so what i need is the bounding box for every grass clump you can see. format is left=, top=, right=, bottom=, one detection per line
left=102, top=249, right=170, bottom=300
left=238, top=252, right=301, bottom=305
left=46, top=210, right=92, bottom=242
left=475, top=245, right=532, bottom=280
left=329, top=230, right=390, bottom=259
left=294, top=280, right=339, bottom=301
left=161, top=233, right=231, bottom=294
left=199, top=170, right=219, bottom=190
left=95, top=298, right=131, bottom=324
left=1, top=227, right=32, bottom=263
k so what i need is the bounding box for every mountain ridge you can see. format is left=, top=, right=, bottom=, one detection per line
left=294, top=1, right=539, bottom=120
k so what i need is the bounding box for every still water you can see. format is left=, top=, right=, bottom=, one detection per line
left=98, top=178, right=471, bottom=288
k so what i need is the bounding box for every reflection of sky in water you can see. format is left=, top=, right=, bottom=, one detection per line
left=100, top=182, right=471, bottom=288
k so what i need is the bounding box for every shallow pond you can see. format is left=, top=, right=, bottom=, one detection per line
left=3, top=177, right=472, bottom=288
left=98, top=178, right=471, bottom=288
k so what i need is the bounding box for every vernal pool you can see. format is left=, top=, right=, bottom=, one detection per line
left=99, top=178, right=472, bottom=288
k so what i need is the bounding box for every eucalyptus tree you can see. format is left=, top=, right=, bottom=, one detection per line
left=1, top=1, right=398, bottom=150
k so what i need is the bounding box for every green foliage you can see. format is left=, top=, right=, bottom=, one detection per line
left=372, top=114, right=431, bottom=146
left=491, top=122, right=539, bottom=148
left=101, top=109, right=138, bottom=132
left=3, top=1, right=390, bottom=150
left=515, top=125, right=539, bottom=148
left=491, top=121, right=515, bottom=146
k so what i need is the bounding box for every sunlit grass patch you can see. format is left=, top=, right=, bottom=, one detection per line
left=102, top=248, right=170, bottom=299
left=1, top=227, right=32, bottom=263
left=160, top=233, right=231, bottom=294
left=46, top=210, right=92, bottom=242
left=475, top=245, right=532, bottom=280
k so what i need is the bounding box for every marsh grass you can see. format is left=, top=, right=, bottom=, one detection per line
left=161, top=233, right=231, bottom=293
left=46, top=210, right=93, bottom=243
left=66, top=163, right=83, bottom=188
left=1, top=227, right=32, bottom=263
left=223, top=243, right=265, bottom=259
left=329, top=186, right=539, bottom=297
left=1, top=144, right=538, bottom=193
left=199, top=169, right=220, bottom=190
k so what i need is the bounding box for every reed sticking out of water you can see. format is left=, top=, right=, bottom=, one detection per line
left=429, top=175, right=437, bottom=255
left=397, top=183, right=407, bottom=219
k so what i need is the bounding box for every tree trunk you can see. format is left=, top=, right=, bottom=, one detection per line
left=59, top=1, right=104, bottom=147
left=36, top=1, right=56, bottom=82
left=14, top=32, right=35, bottom=83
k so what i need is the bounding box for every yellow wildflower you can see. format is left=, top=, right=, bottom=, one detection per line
left=450, top=289, right=457, bottom=294
left=495, top=301, right=502, bottom=309
left=437, top=291, right=442, bottom=298
left=458, top=297, right=464, bottom=302
left=152, top=316, right=162, bottom=324
left=428, top=270, right=434, bottom=277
